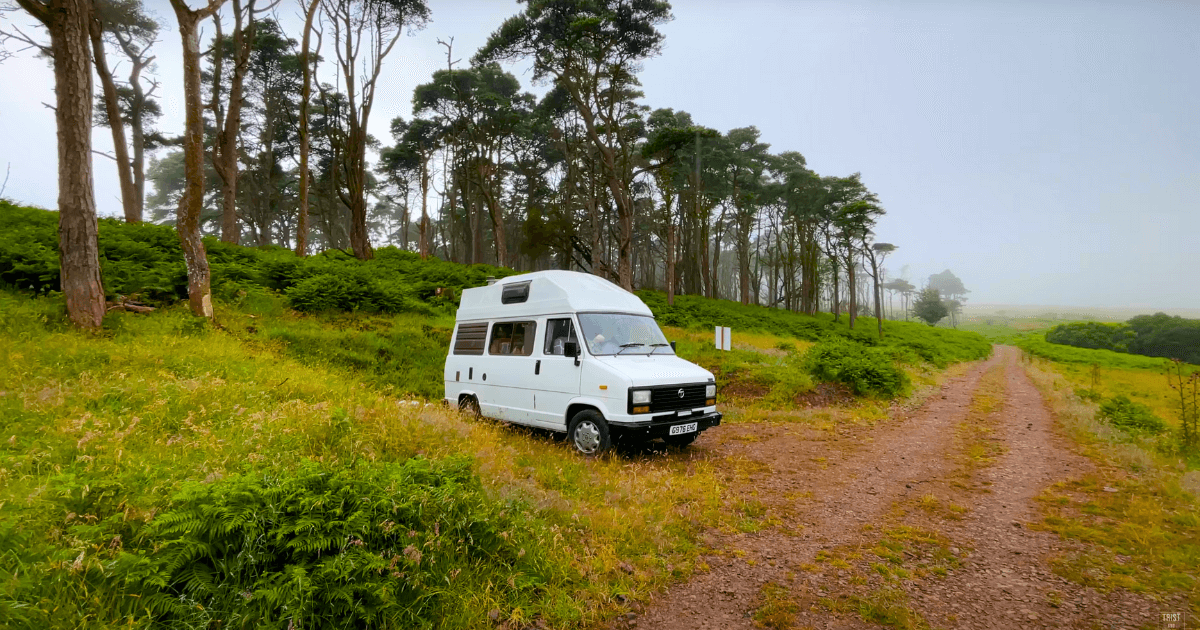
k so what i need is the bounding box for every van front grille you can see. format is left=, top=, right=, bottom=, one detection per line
left=638, top=383, right=709, bottom=413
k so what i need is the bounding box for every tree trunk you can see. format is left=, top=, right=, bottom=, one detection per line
left=89, top=21, right=138, bottom=223
left=874, top=271, right=884, bottom=338
left=212, top=0, right=252, bottom=245
left=295, top=0, right=319, bottom=257
left=666, top=222, right=676, bottom=306
left=170, top=0, right=222, bottom=319
left=846, top=253, right=857, bottom=329
left=830, top=261, right=840, bottom=322
left=20, top=0, right=108, bottom=327
left=345, top=117, right=373, bottom=259
left=477, top=160, right=507, bottom=267
left=419, top=156, right=429, bottom=258
left=127, top=58, right=148, bottom=221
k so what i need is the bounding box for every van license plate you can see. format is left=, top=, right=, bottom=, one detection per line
left=669, top=422, right=698, bottom=436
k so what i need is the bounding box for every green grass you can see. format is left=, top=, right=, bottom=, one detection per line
left=0, top=292, right=756, bottom=629
left=1023, top=360, right=1199, bottom=615
left=641, top=292, right=992, bottom=369
left=957, top=314, right=1067, bottom=344
left=0, top=201, right=995, bottom=627
left=1016, top=334, right=1196, bottom=372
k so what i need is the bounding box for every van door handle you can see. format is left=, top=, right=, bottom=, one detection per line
left=535, top=360, right=541, bottom=375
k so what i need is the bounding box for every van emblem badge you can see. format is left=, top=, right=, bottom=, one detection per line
left=678, top=389, right=685, bottom=398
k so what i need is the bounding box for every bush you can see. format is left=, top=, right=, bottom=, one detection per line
left=1045, top=321, right=1135, bottom=352
left=637, top=291, right=991, bottom=368
left=803, top=338, right=909, bottom=398
left=1097, top=395, right=1169, bottom=434
left=0, top=203, right=513, bottom=310
left=112, top=457, right=550, bottom=628
left=1043, top=315, right=1200, bottom=365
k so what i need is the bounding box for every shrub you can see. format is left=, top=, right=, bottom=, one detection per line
left=637, top=291, right=991, bottom=368
left=0, top=204, right=513, bottom=310
left=1045, top=321, right=1135, bottom=352
left=803, top=338, right=909, bottom=398
left=112, top=457, right=550, bottom=628
left=1097, top=395, right=1168, bottom=434
left=286, top=273, right=377, bottom=312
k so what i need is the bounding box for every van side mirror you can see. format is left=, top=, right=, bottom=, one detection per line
left=563, top=341, right=580, bottom=366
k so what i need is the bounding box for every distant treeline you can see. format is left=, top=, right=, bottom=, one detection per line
left=1045, top=315, right=1200, bottom=364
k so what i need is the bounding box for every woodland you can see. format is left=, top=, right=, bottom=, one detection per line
left=1, top=0, right=959, bottom=331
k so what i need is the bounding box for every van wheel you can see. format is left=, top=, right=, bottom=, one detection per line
left=663, top=432, right=698, bottom=447
left=568, top=410, right=611, bottom=456
left=458, top=395, right=481, bottom=419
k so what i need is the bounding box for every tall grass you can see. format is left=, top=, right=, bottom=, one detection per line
left=1023, top=358, right=1198, bottom=613
left=1017, top=334, right=1198, bottom=372
left=0, top=291, right=755, bottom=629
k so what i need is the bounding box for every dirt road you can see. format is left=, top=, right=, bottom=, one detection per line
left=630, top=346, right=1166, bottom=630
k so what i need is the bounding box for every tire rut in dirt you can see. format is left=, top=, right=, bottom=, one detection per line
left=631, top=353, right=1005, bottom=630
left=899, top=346, right=1166, bottom=630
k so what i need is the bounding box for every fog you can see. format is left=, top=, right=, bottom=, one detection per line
left=1, top=0, right=1196, bottom=310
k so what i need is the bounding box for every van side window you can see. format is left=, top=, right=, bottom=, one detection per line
left=453, top=322, right=488, bottom=355
left=544, top=318, right=578, bottom=355
left=488, top=321, right=536, bottom=356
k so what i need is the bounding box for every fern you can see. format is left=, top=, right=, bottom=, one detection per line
left=101, top=456, right=551, bottom=628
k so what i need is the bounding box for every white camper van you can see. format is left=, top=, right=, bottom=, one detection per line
left=444, top=270, right=721, bottom=455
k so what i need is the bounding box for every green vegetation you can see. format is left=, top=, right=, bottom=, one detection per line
left=803, top=339, right=909, bottom=398
left=107, top=457, right=547, bottom=628
left=0, top=203, right=994, bottom=627
left=640, top=292, right=991, bottom=370
left=1025, top=361, right=1199, bottom=613
left=1097, top=395, right=1169, bottom=434
left=752, top=582, right=800, bottom=629
left=911, top=287, right=948, bottom=326
left=1015, top=334, right=1187, bottom=371
left=1045, top=315, right=1200, bottom=364
left=0, top=292, right=751, bottom=628
left=1045, top=321, right=1135, bottom=352
left=1, top=204, right=990, bottom=404
left=0, top=202, right=512, bottom=313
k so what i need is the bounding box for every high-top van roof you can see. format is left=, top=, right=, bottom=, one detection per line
left=455, top=270, right=653, bottom=322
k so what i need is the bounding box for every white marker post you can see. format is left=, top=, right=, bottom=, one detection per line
left=715, top=326, right=732, bottom=351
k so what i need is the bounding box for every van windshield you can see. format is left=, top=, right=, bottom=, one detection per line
left=578, top=313, right=674, bottom=356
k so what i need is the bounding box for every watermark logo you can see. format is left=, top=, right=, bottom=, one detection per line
left=1161, top=611, right=1187, bottom=629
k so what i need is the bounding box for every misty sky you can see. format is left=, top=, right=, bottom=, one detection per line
left=1, top=0, right=1196, bottom=310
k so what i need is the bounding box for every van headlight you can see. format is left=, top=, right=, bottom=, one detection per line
left=706, top=384, right=716, bottom=398
left=631, top=389, right=652, bottom=404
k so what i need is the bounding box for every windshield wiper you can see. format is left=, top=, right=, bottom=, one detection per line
left=649, top=343, right=671, bottom=354
left=617, top=342, right=645, bottom=355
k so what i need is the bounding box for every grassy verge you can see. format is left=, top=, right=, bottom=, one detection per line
left=1022, top=358, right=1199, bottom=616
left=1016, top=334, right=1198, bottom=373
left=0, top=292, right=762, bottom=629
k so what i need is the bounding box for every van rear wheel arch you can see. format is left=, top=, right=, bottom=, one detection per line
left=458, top=394, right=481, bottom=418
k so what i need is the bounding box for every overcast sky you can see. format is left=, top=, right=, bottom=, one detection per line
left=1, top=0, right=1197, bottom=310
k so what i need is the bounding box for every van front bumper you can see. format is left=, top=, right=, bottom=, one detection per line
left=610, top=410, right=722, bottom=440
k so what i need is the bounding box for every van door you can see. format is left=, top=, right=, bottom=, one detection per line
left=532, top=317, right=582, bottom=430
left=484, top=320, right=538, bottom=424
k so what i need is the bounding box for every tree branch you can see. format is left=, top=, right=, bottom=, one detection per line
left=12, top=0, right=51, bottom=27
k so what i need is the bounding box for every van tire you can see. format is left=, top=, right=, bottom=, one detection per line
left=568, top=410, right=611, bottom=456
left=663, top=432, right=699, bottom=447
left=458, top=395, right=481, bottom=419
